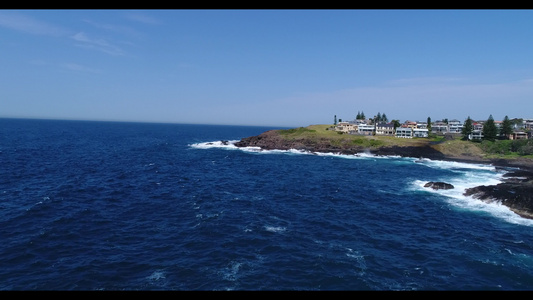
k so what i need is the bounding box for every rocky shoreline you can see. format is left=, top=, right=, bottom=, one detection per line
left=234, top=129, right=533, bottom=220
left=464, top=170, right=533, bottom=219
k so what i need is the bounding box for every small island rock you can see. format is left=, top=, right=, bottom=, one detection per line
left=424, top=182, right=455, bottom=190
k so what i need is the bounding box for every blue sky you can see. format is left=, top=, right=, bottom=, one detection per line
left=1, top=9, right=533, bottom=127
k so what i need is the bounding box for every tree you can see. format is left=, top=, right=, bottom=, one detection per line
left=483, top=115, right=498, bottom=142
left=427, top=116, right=432, bottom=132
left=361, top=111, right=366, bottom=120
left=334, top=115, right=337, bottom=125
left=376, top=112, right=382, bottom=123
left=356, top=111, right=361, bottom=120
left=382, top=113, right=388, bottom=123
left=511, top=118, right=523, bottom=128
left=500, top=115, right=513, bottom=139
left=391, top=119, right=401, bottom=130
left=461, top=116, right=473, bottom=140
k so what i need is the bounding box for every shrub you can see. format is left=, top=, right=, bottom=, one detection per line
left=279, top=127, right=316, bottom=135
left=480, top=140, right=511, bottom=155
left=480, top=139, right=533, bottom=156
left=512, top=139, right=533, bottom=155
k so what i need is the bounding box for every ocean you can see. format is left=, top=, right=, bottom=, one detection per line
left=1, top=118, right=533, bottom=291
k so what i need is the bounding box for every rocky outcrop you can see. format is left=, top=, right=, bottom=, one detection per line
left=424, top=182, right=455, bottom=190
left=234, top=130, right=360, bottom=154
left=464, top=170, right=533, bottom=220
left=233, top=130, right=448, bottom=158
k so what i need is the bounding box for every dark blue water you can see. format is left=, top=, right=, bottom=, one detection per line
left=1, top=118, right=533, bottom=290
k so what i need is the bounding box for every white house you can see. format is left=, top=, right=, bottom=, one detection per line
left=416, top=122, right=428, bottom=129
left=413, top=128, right=429, bottom=138
left=431, top=121, right=448, bottom=134
left=511, top=131, right=528, bottom=140
left=375, top=122, right=395, bottom=136
left=523, top=119, right=533, bottom=130
left=448, top=119, right=463, bottom=133
left=357, top=124, right=375, bottom=135
left=470, top=130, right=483, bottom=140
left=396, top=127, right=413, bottom=138
left=469, top=122, right=484, bottom=140
left=335, top=121, right=357, bottom=134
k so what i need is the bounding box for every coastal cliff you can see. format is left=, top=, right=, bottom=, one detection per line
left=234, top=125, right=533, bottom=219
left=234, top=127, right=447, bottom=159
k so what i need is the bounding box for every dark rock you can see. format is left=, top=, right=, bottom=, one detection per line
left=464, top=174, right=533, bottom=219
left=424, top=182, right=454, bottom=190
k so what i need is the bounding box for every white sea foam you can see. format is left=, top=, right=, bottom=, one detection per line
left=414, top=158, right=497, bottom=171
left=147, top=270, right=166, bottom=281
left=410, top=159, right=533, bottom=226
left=264, top=225, right=286, bottom=233
left=222, top=261, right=242, bottom=282
left=191, top=140, right=390, bottom=158
left=189, top=140, right=242, bottom=150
